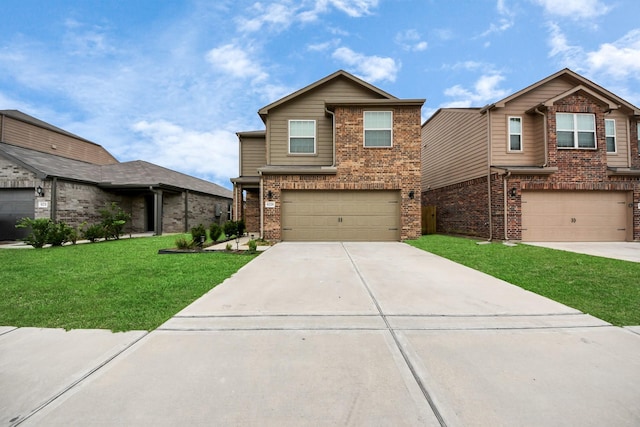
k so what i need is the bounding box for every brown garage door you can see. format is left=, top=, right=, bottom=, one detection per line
left=521, top=191, right=630, bottom=242
left=281, top=190, right=401, bottom=241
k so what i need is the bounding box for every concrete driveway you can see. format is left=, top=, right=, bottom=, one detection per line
left=524, top=241, right=640, bottom=263
left=3, top=242, right=640, bottom=426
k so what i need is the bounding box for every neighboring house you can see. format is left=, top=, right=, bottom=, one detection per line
left=231, top=70, right=425, bottom=241
left=422, top=69, right=640, bottom=242
left=0, top=110, right=232, bottom=240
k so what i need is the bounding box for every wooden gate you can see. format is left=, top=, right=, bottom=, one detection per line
left=421, top=206, right=436, bottom=235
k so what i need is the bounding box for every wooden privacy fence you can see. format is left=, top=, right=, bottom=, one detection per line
left=421, top=206, right=436, bottom=235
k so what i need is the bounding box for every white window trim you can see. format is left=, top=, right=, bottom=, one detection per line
left=363, top=111, right=393, bottom=148
left=605, top=118, right=617, bottom=154
left=508, top=116, right=523, bottom=152
left=637, top=122, right=640, bottom=156
left=556, top=113, right=597, bottom=150
left=288, top=120, right=316, bottom=155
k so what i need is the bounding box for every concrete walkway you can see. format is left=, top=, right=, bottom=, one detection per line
left=524, top=241, right=640, bottom=263
left=3, top=242, right=640, bottom=426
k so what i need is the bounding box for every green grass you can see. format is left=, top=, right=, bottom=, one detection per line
left=0, top=235, right=258, bottom=331
left=407, top=235, right=640, bottom=326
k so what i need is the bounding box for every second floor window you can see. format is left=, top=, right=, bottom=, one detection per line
left=605, top=119, right=616, bottom=153
left=289, top=120, right=316, bottom=154
left=364, top=111, right=392, bottom=147
left=508, top=116, right=522, bottom=151
left=556, top=113, right=596, bottom=149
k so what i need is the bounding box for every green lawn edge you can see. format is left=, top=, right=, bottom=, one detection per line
left=406, top=235, right=640, bottom=326
left=0, top=235, right=258, bottom=332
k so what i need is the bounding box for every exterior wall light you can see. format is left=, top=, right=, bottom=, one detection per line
left=409, top=190, right=415, bottom=199
left=509, top=187, right=517, bottom=198
left=36, top=186, right=45, bottom=197
left=267, top=190, right=273, bottom=199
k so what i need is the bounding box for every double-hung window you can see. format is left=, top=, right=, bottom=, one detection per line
left=364, top=111, right=392, bottom=147
left=556, top=113, right=596, bottom=149
left=289, top=120, right=316, bottom=154
left=508, top=116, right=522, bottom=151
left=605, top=119, right=616, bottom=153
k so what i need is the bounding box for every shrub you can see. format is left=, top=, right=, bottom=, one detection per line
left=175, top=236, right=193, bottom=250
left=223, top=221, right=238, bottom=238
left=82, top=224, right=104, bottom=242
left=46, top=221, right=74, bottom=246
left=209, top=223, right=223, bottom=242
left=15, top=217, right=52, bottom=248
left=237, top=219, right=246, bottom=237
left=190, top=224, right=207, bottom=246
left=247, top=239, right=258, bottom=253
left=100, top=202, right=131, bottom=240
left=225, top=243, right=232, bottom=251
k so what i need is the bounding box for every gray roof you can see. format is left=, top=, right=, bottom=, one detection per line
left=0, top=142, right=232, bottom=198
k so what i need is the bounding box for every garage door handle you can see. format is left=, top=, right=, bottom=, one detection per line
left=283, top=228, right=292, bottom=230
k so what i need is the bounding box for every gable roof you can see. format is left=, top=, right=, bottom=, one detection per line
left=0, top=142, right=232, bottom=198
left=491, top=68, right=640, bottom=115
left=257, top=70, right=397, bottom=120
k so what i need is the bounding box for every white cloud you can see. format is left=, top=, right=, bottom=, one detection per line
left=205, top=43, right=268, bottom=81
left=332, top=47, right=399, bottom=82
left=586, top=29, right=640, bottom=79
left=395, top=29, right=428, bottom=52
left=237, top=2, right=296, bottom=32
left=131, top=120, right=239, bottom=186
left=240, top=0, right=379, bottom=31
left=477, top=0, right=514, bottom=38
left=532, top=0, right=611, bottom=19
left=325, top=0, right=379, bottom=17
left=443, top=73, right=510, bottom=107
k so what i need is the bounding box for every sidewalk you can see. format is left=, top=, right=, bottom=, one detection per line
left=3, top=242, right=640, bottom=426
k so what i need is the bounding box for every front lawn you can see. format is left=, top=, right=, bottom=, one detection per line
left=407, top=235, right=640, bottom=326
left=0, top=235, right=258, bottom=331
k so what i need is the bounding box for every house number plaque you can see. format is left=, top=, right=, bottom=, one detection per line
left=265, top=201, right=276, bottom=208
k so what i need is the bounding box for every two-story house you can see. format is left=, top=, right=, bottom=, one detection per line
left=231, top=70, right=425, bottom=241
left=422, top=69, right=640, bottom=242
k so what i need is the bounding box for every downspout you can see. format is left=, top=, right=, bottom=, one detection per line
left=259, top=171, right=264, bottom=239
left=627, top=118, right=632, bottom=168
left=535, top=107, right=548, bottom=167
left=325, top=108, right=336, bottom=166
left=485, top=108, right=493, bottom=241
left=503, top=171, right=511, bottom=241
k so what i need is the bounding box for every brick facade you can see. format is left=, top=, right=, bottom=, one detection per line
left=261, top=105, right=422, bottom=241
left=423, top=92, right=640, bottom=241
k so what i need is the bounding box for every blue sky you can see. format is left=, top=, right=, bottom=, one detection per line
left=2, top=0, right=640, bottom=189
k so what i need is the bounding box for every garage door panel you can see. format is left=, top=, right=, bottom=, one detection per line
left=522, top=191, right=629, bottom=242
left=281, top=190, right=400, bottom=241
left=0, top=189, right=35, bottom=240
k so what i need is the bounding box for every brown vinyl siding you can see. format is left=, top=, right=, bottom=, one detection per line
left=491, top=79, right=573, bottom=167
left=240, top=136, right=266, bottom=176
left=605, top=110, right=630, bottom=168
left=268, top=77, right=387, bottom=166
left=1, top=116, right=118, bottom=165
left=421, top=109, right=487, bottom=191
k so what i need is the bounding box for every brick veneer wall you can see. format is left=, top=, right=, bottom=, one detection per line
left=421, top=92, right=640, bottom=241
left=505, top=93, right=639, bottom=240
left=244, top=189, right=260, bottom=233
left=421, top=175, right=491, bottom=238
left=262, top=105, right=422, bottom=241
